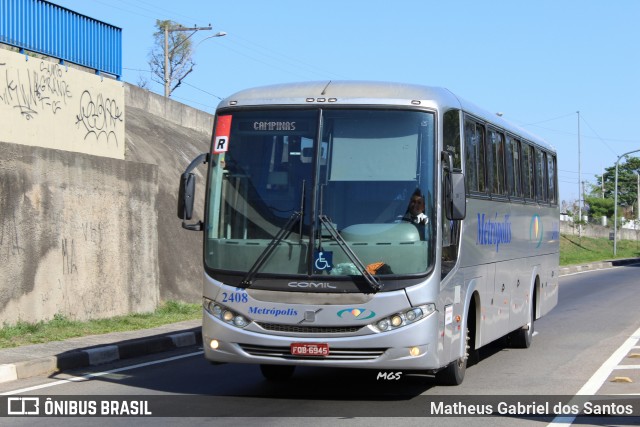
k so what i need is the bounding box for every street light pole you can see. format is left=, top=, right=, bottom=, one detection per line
left=163, top=24, right=216, bottom=97
left=614, top=148, right=640, bottom=255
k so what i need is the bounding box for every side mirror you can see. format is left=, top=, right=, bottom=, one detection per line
left=177, top=153, right=210, bottom=231
left=178, top=172, right=196, bottom=220
left=442, top=151, right=466, bottom=221
left=450, top=172, right=466, bottom=220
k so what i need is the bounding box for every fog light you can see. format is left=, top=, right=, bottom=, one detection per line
left=210, top=339, right=219, bottom=350
left=409, top=346, right=420, bottom=357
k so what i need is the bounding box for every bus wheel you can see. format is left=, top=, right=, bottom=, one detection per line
left=436, top=355, right=466, bottom=386
left=511, top=298, right=534, bottom=349
left=436, top=327, right=469, bottom=386
left=260, top=364, right=296, bottom=381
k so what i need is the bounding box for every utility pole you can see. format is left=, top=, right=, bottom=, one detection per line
left=582, top=180, right=586, bottom=221
left=577, top=111, right=582, bottom=238
left=164, top=24, right=213, bottom=97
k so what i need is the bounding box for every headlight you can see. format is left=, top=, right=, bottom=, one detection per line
left=371, top=304, right=436, bottom=332
left=203, top=298, right=251, bottom=329
left=377, top=319, right=390, bottom=331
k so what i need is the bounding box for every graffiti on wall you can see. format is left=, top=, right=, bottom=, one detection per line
left=0, top=60, right=72, bottom=119
left=75, top=91, right=123, bottom=146
left=0, top=49, right=125, bottom=159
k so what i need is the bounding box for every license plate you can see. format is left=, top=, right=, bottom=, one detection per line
left=290, top=342, right=329, bottom=356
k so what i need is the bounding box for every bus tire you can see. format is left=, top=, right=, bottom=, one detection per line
left=510, top=295, right=535, bottom=349
left=436, top=356, right=466, bottom=386
left=260, top=364, right=296, bottom=381
left=436, top=326, right=470, bottom=386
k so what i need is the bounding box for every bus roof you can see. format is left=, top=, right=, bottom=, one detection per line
left=219, top=81, right=555, bottom=152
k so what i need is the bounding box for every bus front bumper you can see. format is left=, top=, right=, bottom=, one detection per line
left=201, top=309, right=441, bottom=370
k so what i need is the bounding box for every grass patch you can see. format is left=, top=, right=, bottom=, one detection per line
left=560, top=233, right=640, bottom=265
left=0, top=300, right=200, bottom=349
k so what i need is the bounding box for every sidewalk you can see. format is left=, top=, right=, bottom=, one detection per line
left=1, top=258, right=639, bottom=385
left=0, top=319, right=202, bottom=384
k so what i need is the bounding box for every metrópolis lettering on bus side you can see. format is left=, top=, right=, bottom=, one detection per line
left=476, top=213, right=512, bottom=252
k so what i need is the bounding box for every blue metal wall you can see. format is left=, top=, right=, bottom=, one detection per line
left=0, top=0, right=122, bottom=78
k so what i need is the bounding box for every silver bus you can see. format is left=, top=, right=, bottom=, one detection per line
left=178, top=81, right=559, bottom=385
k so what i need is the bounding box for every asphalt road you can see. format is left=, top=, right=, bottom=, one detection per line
left=2, top=264, right=639, bottom=426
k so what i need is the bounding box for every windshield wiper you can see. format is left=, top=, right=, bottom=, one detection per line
left=240, top=211, right=300, bottom=286
left=318, top=215, right=383, bottom=292
left=240, top=181, right=306, bottom=286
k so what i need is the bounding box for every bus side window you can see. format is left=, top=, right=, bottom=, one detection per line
left=505, top=136, right=522, bottom=198
left=547, top=153, right=557, bottom=204
left=464, top=118, right=485, bottom=193
left=487, top=128, right=506, bottom=196
left=535, top=148, right=548, bottom=202
left=442, top=110, right=463, bottom=276
left=521, top=142, right=535, bottom=200
left=444, top=109, right=462, bottom=170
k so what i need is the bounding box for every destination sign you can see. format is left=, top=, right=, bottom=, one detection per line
left=238, top=120, right=311, bottom=132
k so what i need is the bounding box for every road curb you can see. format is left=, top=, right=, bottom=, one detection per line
left=0, top=327, right=202, bottom=384
left=559, top=258, right=640, bottom=276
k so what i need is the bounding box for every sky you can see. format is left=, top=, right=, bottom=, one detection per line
left=50, top=0, right=640, bottom=206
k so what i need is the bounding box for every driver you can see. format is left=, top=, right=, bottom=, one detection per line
left=399, top=189, right=428, bottom=225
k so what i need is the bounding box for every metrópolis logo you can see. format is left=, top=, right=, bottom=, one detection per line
left=530, top=214, right=544, bottom=248
left=337, top=308, right=376, bottom=320
left=476, top=213, right=512, bottom=252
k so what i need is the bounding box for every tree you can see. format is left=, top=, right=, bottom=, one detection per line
left=584, top=196, right=614, bottom=220
left=596, top=156, right=640, bottom=209
left=148, top=20, right=195, bottom=97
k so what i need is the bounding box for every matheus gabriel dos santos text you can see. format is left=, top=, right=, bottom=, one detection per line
left=429, top=400, right=634, bottom=416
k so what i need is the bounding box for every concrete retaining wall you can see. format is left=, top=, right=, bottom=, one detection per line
left=560, top=221, right=639, bottom=241
left=125, top=84, right=214, bottom=135
left=0, top=142, right=159, bottom=323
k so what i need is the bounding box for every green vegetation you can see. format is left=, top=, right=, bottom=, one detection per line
left=0, top=300, right=200, bottom=349
left=560, top=234, right=640, bottom=266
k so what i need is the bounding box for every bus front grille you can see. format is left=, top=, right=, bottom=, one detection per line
left=238, top=344, right=386, bottom=360
left=256, top=322, right=363, bottom=334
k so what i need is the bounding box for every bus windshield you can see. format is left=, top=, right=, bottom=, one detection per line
left=205, top=109, right=436, bottom=282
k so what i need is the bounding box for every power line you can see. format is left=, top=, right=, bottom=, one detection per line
left=225, top=34, right=346, bottom=80
left=520, top=112, right=576, bottom=126
left=181, top=82, right=223, bottom=100
left=215, top=42, right=314, bottom=81
left=120, top=0, right=205, bottom=23
left=578, top=114, right=618, bottom=156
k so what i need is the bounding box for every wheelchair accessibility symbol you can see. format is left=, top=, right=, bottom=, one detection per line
left=314, top=251, right=333, bottom=271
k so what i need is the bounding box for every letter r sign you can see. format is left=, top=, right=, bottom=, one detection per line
left=214, top=136, right=228, bottom=153
left=213, top=115, right=232, bottom=154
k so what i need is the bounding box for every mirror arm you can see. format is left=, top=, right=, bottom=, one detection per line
left=185, top=153, right=211, bottom=174
left=182, top=220, right=203, bottom=231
